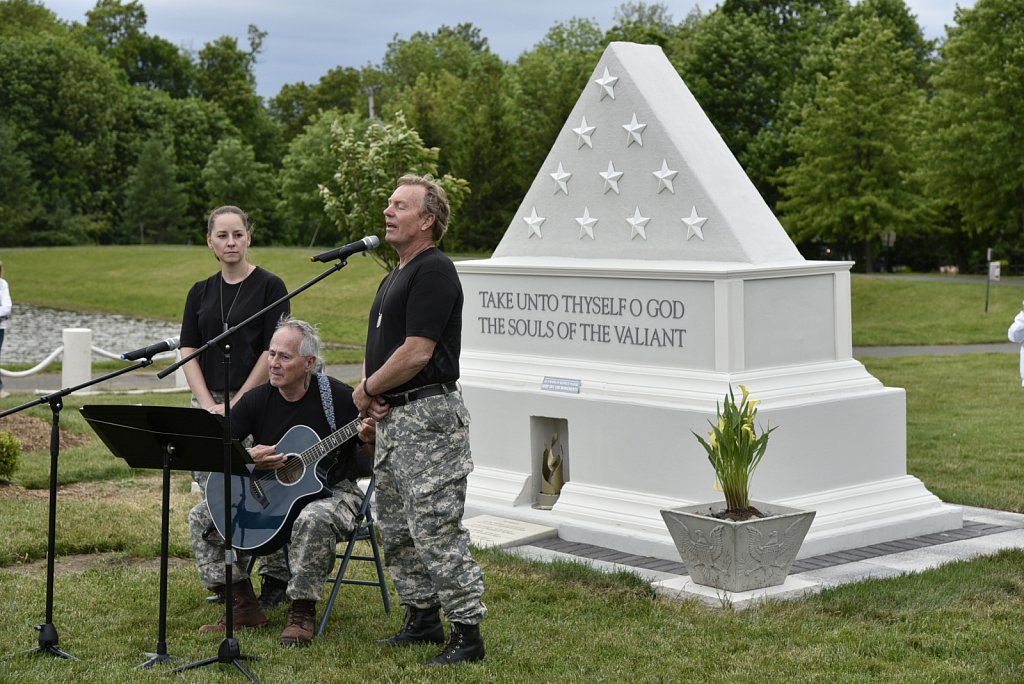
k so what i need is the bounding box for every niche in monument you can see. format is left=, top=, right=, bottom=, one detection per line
left=530, top=417, right=568, bottom=510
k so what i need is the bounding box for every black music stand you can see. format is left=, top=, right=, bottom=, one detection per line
left=79, top=404, right=253, bottom=669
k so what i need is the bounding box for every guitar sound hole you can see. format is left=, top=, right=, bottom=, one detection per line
left=276, top=456, right=303, bottom=485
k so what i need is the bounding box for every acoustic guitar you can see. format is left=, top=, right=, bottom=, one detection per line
left=205, top=417, right=362, bottom=554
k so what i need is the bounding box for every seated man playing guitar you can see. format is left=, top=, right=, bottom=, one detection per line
left=188, top=316, right=375, bottom=646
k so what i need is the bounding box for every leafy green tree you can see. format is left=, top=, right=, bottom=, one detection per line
left=777, top=18, right=926, bottom=271
left=680, top=1, right=844, bottom=207
left=269, top=66, right=364, bottom=142
left=382, top=23, right=490, bottom=90
left=120, top=87, right=237, bottom=240
left=195, top=26, right=281, bottom=164
left=0, top=120, right=41, bottom=242
left=320, top=111, right=469, bottom=270
left=201, top=137, right=280, bottom=242
left=605, top=2, right=677, bottom=47
left=0, top=0, right=61, bottom=38
left=0, top=31, right=128, bottom=243
left=122, top=135, right=188, bottom=243
left=381, top=25, right=514, bottom=250
left=277, top=110, right=366, bottom=247
left=79, top=0, right=194, bottom=96
left=921, top=0, right=1024, bottom=263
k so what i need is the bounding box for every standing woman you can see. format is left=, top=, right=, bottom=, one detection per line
left=0, top=260, right=11, bottom=399
left=179, top=206, right=290, bottom=416
left=180, top=206, right=292, bottom=609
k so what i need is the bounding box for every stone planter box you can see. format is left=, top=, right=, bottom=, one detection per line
left=661, top=501, right=815, bottom=592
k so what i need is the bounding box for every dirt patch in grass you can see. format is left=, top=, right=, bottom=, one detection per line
left=0, top=479, right=153, bottom=500
left=0, top=479, right=194, bottom=575
left=0, top=413, right=91, bottom=453
left=1, top=551, right=193, bottom=576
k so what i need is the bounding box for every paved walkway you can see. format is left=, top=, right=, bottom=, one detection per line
left=509, top=506, right=1024, bottom=608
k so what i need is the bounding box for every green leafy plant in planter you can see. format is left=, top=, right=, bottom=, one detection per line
left=693, top=385, right=775, bottom=521
left=660, top=385, right=814, bottom=592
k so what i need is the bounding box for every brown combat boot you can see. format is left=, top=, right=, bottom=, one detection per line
left=198, top=579, right=269, bottom=633
left=280, top=599, right=317, bottom=647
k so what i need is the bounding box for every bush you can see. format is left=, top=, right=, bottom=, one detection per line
left=0, top=430, right=21, bottom=481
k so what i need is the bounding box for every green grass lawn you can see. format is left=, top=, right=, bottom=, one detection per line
left=3, top=250, right=1024, bottom=680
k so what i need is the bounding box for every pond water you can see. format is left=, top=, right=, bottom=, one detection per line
left=1, top=304, right=180, bottom=364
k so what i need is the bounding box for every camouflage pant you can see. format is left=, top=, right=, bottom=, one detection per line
left=374, top=390, right=487, bottom=625
left=188, top=392, right=286, bottom=580
left=189, top=479, right=364, bottom=601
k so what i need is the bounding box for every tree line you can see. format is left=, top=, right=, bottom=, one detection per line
left=1, top=0, right=1021, bottom=273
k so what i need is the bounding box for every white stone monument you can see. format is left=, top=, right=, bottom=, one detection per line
left=456, top=42, right=960, bottom=560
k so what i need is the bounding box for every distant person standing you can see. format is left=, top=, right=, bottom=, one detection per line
left=179, top=205, right=291, bottom=608
left=0, top=260, right=11, bottom=399
left=353, top=174, right=486, bottom=666
left=1008, top=301, right=1024, bottom=386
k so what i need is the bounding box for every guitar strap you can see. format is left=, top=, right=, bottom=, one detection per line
left=316, top=372, right=343, bottom=486
left=317, top=372, right=336, bottom=431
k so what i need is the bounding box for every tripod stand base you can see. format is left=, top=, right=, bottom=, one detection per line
left=136, top=650, right=180, bottom=669
left=168, top=637, right=259, bottom=682
left=29, top=623, right=78, bottom=660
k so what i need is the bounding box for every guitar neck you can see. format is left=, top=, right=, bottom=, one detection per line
left=299, top=418, right=363, bottom=467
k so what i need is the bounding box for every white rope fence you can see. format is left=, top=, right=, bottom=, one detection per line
left=0, top=328, right=186, bottom=390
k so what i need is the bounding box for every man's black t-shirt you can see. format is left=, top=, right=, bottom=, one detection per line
left=179, top=266, right=289, bottom=392
left=230, top=376, right=371, bottom=485
left=363, top=247, right=462, bottom=393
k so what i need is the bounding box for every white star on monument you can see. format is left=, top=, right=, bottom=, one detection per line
left=681, top=206, right=709, bottom=241
left=652, top=159, right=678, bottom=194
left=594, top=67, right=618, bottom=100
left=523, top=207, right=546, bottom=239
left=599, top=161, right=623, bottom=194
left=549, top=162, right=572, bottom=195
left=626, top=206, right=650, bottom=240
left=622, top=113, right=646, bottom=147
left=575, top=207, right=598, bottom=240
left=572, top=116, right=596, bottom=149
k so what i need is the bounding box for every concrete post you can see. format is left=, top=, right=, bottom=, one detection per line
left=62, top=328, right=92, bottom=387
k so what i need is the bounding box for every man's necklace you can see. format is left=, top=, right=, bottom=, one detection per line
left=220, top=271, right=249, bottom=333
left=376, top=269, right=399, bottom=329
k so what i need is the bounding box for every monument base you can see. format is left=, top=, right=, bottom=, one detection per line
left=461, top=358, right=962, bottom=562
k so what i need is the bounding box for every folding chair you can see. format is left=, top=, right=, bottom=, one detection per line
left=317, top=475, right=392, bottom=636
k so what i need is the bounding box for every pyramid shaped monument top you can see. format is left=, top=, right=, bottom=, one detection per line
left=492, top=42, right=803, bottom=265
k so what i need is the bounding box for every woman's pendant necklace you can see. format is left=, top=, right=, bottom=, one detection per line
left=220, top=270, right=248, bottom=332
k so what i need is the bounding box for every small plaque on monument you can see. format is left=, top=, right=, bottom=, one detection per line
left=541, top=376, right=581, bottom=394
left=463, top=515, right=557, bottom=548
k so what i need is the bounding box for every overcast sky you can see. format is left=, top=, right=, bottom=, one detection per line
left=43, top=0, right=976, bottom=99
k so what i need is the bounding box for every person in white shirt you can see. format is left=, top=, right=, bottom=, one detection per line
left=0, top=259, right=12, bottom=399
left=1007, top=301, right=1024, bottom=386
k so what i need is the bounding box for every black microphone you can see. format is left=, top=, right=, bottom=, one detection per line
left=121, top=337, right=180, bottom=361
left=310, top=235, right=381, bottom=263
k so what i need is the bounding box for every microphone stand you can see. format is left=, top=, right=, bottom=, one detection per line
left=161, top=255, right=356, bottom=682
left=1, top=358, right=157, bottom=661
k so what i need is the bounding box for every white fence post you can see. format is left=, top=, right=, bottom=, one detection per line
left=62, top=328, right=92, bottom=387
